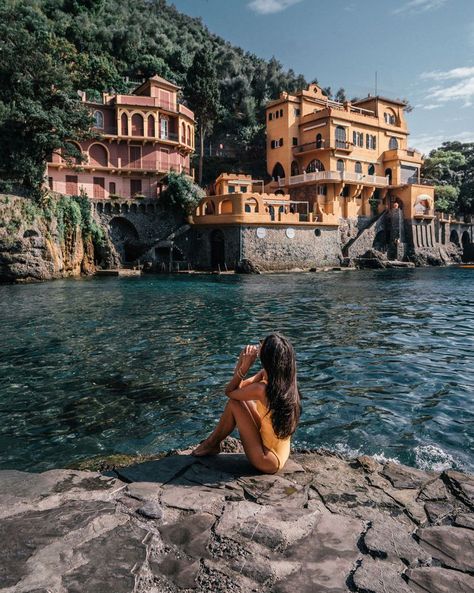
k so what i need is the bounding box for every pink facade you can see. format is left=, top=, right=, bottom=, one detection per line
left=47, top=76, right=195, bottom=200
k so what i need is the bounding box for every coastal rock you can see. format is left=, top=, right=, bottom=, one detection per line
left=1, top=451, right=472, bottom=593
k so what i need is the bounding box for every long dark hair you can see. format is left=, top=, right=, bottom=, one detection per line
left=259, top=333, right=301, bottom=439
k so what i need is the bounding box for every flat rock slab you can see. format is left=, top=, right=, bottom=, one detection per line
left=1, top=450, right=473, bottom=593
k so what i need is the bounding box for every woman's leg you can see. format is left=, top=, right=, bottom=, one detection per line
left=193, top=399, right=278, bottom=474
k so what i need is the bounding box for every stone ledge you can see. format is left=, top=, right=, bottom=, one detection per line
left=0, top=449, right=473, bottom=593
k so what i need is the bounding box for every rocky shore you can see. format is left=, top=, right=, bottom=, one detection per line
left=0, top=447, right=473, bottom=593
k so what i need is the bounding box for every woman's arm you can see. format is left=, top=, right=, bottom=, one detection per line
left=224, top=345, right=264, bottom=401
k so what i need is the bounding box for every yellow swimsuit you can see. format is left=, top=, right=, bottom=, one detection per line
left=256, top=398, right=291, bottom=471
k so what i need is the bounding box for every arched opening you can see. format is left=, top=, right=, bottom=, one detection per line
left=203, top=200, right=215, bottom=215
left=306, top=159, right=324, bottom=173
left=89, top=143, right=108, bottom=167
left=271, top=162, right=285, bottom=180
left=104, top=202, right=112, bottom=214
left=160, top=116, right=169, bottom=139
left=389, top=137, right=398, bottom=150
left=63, top=141, right=82, bottom=165
left=130, top=203, right=138, bottom=214
left=219, top=199, right=233, bottom=214
left=461, top=231, right=473, bottom=262
left=384, top=110, right=397, bottom=126
left=269, top=205, right=275, bottom=221
left=291, top=160, right=299, bottom=176
left=121, top=113, right=129, bottom=135
left=368, top=164, right=375, bottom=175
left=93, top=110, right=104, bottom=129
left=335, top=126, right=346, bottom=149
left=385, top=168, right=393, bottom=184
left=187, top=125, right=191, bottom=145
left=450, top=229, right=460, bottom=246
left=109, top=217, right=140, bottom=263
left=274, top=190, right=285, bottom=196
left=355, top=161, right=362, bottom=174
left=210, top=229, right=225, bottom=269
left=244, top=198, right=259, bottom=213
left=96, top=202, right=104, bottom=214
left=337, top=159, right=345, bottom=172
left=181, top=122, right=186, bottom=143
left=131, top=114, right=144, bottom=136
left=316, top=133, right=323, bottom=148
left=147, top=115, right=155, bottom=137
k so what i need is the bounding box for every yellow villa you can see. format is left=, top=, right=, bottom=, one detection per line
left=265, top=83, right=434, bottom=222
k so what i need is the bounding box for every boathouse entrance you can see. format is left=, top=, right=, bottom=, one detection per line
left=210, top=229, right=226, bottom=269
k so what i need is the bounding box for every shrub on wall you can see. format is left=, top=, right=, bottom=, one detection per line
left=161, top=171, right=205, bottom=215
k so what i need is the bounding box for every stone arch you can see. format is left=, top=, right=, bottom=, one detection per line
left=104, top=202, right=112, bottom=214
left=291, top=160, right=299, bottom=176
left=121, top=113, right=129, bottom=135
left=461, top=230, right=470, bottom=247
left=181, top=122, right=186, bottom=143
left=219, top=199, right=233, bottom=214
left=109, top=217, right=140, bottom=263
left=307, top=159, right=324, bottom=173
left=271, top=162, right=285, bottom=180
left=461, top=230, right=473, bottom=261
left=450, top=229, right=460, bottom=246
left=244, top=198, right=259, bottom=213
left=89, top=143, right=108, bottom=167
left=210, top=229, right=225, bottom=269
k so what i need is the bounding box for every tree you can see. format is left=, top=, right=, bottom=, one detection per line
left=433, top=185, right=459, bottom=214
left=334, top=88, right=347, bottom=103
left=160, top=171, right=205, bottom=215
left=185, top=47, right=221, bottom=185
left=0, top=2, right=93, bottom=196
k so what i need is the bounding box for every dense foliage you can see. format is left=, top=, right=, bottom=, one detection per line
left=422, top=142, right=474, bottom=215
left=0, top=0, right=309, bottom=194
left=0, top=2, right=93, bottom=197
left=160, top=172, right=205, bottom=215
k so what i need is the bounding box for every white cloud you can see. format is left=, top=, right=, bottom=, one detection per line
left=247, top=0, right=303, bottom=15
left=414, top=103, right=442, bottom=110
left=419, top=66, right=474, bottom=107
left=393, top=0, right=448, bottom=15
left=410, top=131, right=474, bottom=155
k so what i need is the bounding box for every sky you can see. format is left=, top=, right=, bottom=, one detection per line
left=171, top=0, right=474, bottom=155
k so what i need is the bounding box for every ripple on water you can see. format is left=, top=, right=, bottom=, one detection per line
left=0, top=268, right=473, bottom=472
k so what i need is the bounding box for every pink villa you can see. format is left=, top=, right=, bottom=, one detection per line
left=46, top=76, right=195, bottom=200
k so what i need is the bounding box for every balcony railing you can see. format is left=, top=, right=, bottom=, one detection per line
left=278, top=170, right=389, bottom=187
left=93, top=127, right=181, bottom=143
left=122, top=160, right=190, bottom=174
left=293, top=139, right=352, bottom=153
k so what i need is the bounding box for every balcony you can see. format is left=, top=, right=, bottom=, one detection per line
left=279, top=170, right=389, bottom=187
left=293, top=139, right=352, bottom=154
left=122, top=160, right=191, bottom=175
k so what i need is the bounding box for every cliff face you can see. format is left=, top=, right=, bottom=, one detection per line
left=0, top=194, right=96, bottom=283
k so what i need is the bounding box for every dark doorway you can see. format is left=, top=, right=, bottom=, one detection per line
left=385, top=168, right=393, bottom=184
left=109, top=217, right=140, bottom=263
left=210, top=229, right=225, bottom=269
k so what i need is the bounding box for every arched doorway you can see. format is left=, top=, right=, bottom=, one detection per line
left=291, top=160, right=299, bottom=176
left=210, top=229, right=225, bottom=269
left=109, top=217, right=140, bottom=263
left=335, top=126, right=346, bottom=149
left=450, top=229, right=460, bottom=246
left=368, top=164, right=375, bottom=175
left=89, top=143, right=108, bottom=167
left=461, top=230, right=473, bottom=262
left=271, top=162, right=285, bottom=180
left=316, top=133, right=323, bottom=148
left=385, top=168, right=393, bottom=184
left=306, top=159, right=324, bottom=173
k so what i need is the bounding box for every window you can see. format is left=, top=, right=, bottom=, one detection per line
left=279, top=138, right=284, bottom=147
left=65, top=175, right=78, bottom=195
left=389, top=137, right=399, bottom=150
left=294, top=108, right=301, bottom=116
left=317, top=185, right=327, bottom=196
left=109, top=182, right=116, bottom=195
left=335, top=126, right=346, bottom=149
left=93, top=177, right=105, bottom=199
left=368, top=164, right=375, bottom=175
left=94, top=111, right=104, bottom=129
left=291, top=160, right=299, bottom=176
left=336, top=159, right=345, bottom=172
left=384, top=112, right=396, bottom=125
left=366, top=134, right=376, bottom=150
left=270, top=140, right=277, bottom=149
left=160, top=116, right=169, bottom=139
left=275, top=111, right=279, bottom=119
left=316, top=133, right=323, bottom=148
left=228, top=186, right=235, bottom=193
left=121, top=113, right=128, bottom=135
left=355, top=161, right=362, bottom=174
left=131, top=113, right=144, bottom=136
left=269, top=113, right=273, bottom=121
left=306, top=159, right=324, bottom=173
left=240, top=186, right=247, bottom=193
left=129, top=146, right=141, bottom=167
left=148, top=115, right=155, bottom=137
left=130, top=179, right=142, bottom=196
left=352, top=131, right=363, bottom=147
left=293, top=137, right=298, bottom=146
left=280, top=109, right=283, bottom=117
left=271, top=162, right=285, bottom=179
left=48, top=177, right=53, bottom=190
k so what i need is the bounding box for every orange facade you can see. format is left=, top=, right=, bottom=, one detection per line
left=47, top=76, right=195, bottom=200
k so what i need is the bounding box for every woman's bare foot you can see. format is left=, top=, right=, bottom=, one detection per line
left=191, top=438, right=221, bottom=456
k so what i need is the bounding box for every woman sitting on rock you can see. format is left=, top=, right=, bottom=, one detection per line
left=192, top=333, right=301, bottom=473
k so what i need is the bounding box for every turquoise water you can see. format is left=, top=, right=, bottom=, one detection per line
left=0, top=268, right=473, bottom=472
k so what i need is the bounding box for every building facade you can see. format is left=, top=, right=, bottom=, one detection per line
left=47, top=76, right=195, bottom=200
left=265, top=83, right=434, bottom=224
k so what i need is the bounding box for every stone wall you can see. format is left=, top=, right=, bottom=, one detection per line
left=344, top=213, right=387, bottom=259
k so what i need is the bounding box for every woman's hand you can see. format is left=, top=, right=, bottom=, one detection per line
left=238, top=344, right=259, bottom=376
